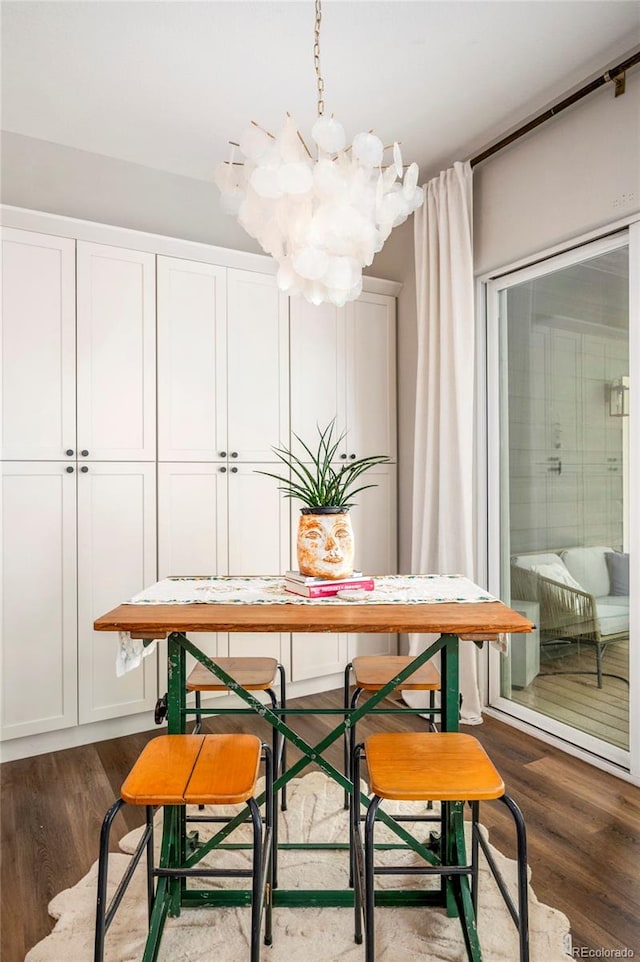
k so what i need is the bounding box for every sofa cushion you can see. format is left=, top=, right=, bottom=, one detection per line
left=605, top=551, right=629, bottom=596
left=531, top=560, right=584, bottom=592
left=561, top=546, right=611, bottom=598
left=512, top=552, right=562, bottom=570
left=597, top=595, right=629, bottom=608
left=594, top=602, right=629, bottom=638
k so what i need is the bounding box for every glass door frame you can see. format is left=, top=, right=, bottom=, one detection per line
left=481, top=223, right=639, bottom=782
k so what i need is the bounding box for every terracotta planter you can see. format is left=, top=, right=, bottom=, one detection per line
left=297, top=507, right=354, bottom=580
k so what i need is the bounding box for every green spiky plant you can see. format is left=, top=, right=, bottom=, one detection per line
left=256, top=420, right=391, bottom=512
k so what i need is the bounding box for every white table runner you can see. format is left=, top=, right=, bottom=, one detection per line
left=116, top=575, right=498, bottom=675
left=125, top=574, right=496, bottom=606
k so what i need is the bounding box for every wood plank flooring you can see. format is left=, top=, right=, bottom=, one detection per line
left=2, top=690, right=639, bottom=961
left=510, top=639, right=629, bottom=749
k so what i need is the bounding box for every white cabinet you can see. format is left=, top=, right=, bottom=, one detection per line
left=1, top=463, right=78, bottom=739
left=1, top=229, right=76, bottom=461
left=1, top=230, right=156, bottom=462
left=158, top=462, right=290, bottom=669
left=157, top=258, right=289, bottom=463
left=76, top=242, right=156, bottom=461
left=290, top=465, right=398, bottom=683
left=290, top=292, right=396, bottom=461
left=77, top=462, right=158, bottom=724
left=1, top=229, right=158, bottom=745
left=1, top=461, right=157, bottom=740
left=157, top=257, right=227, bottom=462
left=226, top=269, right=289, bottom=462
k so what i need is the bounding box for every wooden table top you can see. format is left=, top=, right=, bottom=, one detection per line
left=94, top=599, right=533, bottom=638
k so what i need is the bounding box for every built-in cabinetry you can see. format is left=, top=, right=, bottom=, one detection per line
left=1, top=229, right=158, bottom=742
left=1, top=211, right=399, bottom=758
left=290, top=293, right=396, bottom=461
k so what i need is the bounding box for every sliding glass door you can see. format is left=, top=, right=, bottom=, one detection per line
left=486, top=228, right=637, bottom=773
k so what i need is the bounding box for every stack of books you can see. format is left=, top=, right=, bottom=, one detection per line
left=284, top=570, right=375, bottom=598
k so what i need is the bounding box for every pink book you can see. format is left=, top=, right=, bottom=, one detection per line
left=285, top=577, right=375, bottom=598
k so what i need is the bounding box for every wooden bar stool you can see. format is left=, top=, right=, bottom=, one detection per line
left=351, top=732, right=529, bottom=962
left=343, top=655, right=441, bottom=808
left=186, top=657, right=288, bottom=812
left=94, top=733, right=273, bottom=962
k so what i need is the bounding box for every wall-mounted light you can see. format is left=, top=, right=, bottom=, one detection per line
left=608, top=377, right=629, bottom=417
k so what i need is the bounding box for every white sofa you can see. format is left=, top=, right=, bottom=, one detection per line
left=511, top=546, right=629, bottom=687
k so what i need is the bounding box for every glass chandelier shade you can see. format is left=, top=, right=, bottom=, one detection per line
left=215, top=2, right=424, bottom=307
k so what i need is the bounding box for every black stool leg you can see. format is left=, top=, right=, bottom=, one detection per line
left=351, top=743, right=364, bottom=945
left=470, top=799, right=480, bottom=915
left=500, top=794, right=530, bottom=962
left=266, top=690, right=280, bottom=890
left=146, top=805, right=155, bottom=921
left=262, top=744, right=274, bottom=947
left=94, top=798, right=126, bottom=962
left=277, top=663, right=288, bottom=811
left=193, top=690, right=203, bottom=733
left=364, top=795, right=383, bottom=962
left=343, top=662, right=353, bottom=809
left=247, top=796, right=263, bottom=962
left=348, top=688, right=362, bottom=820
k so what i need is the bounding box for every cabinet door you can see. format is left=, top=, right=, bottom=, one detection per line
left=1, top=229, right=76, bottom=460
left=76, top=242, right=156, bottom=460
left=227, top=465, right=290, bottom=668
left=347, top=464, right=398, bottom=658
left=226, top=270, right=289, bottom=461
left=346, top=293, right=397, bottom=461
left=77, top=463, right=157, bottom=724
left=157, top=462, right=228, bottom=676
left=157, top=257, right=227, bottom=461
left=289, top=298, right=346, bottom=459
left=1, top=462, right=77, bottom=739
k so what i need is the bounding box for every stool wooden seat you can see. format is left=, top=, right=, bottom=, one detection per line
left=351, top=732, right=529, bottom=962
left=352, top=655, right=441, bottom=691
left=365, top=731, right=504, bottom=801
left=185, top=657, right=288, bottom=815
left=121, top=733, right=262, bottom=806
left=343, top=656, right=441, bottom=808
left=95, top=734, right=273, bottom=962
left=187, top=657, right=280, bottom=692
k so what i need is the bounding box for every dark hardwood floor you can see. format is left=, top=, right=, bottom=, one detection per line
left=2, top=690, right=639, bottom=962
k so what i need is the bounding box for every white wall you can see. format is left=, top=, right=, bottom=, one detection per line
left=474, top=69, right=640, bottom=275
left=0, top=131, right=262, bottom=254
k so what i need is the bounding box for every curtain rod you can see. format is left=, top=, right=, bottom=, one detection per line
left=470, top=48, right=640, bottom=167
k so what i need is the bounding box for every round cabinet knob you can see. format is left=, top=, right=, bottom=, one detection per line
left=340, top=453, right=347, bottom=459
left=350, top=453, right=356, bottom=460
left=230, top=451, right=238, bottom=458
left=219, top=451, right=227, bottom=458
left=230, top=466, right=238, bottom=473
left=81, top=450, right=89, bottom=457
left=80, top=466, right=89, bottom=473
left=65, top=466, right=74, bottom=474
left=219, top=466, right=227, bottom=473
left=65, top=449, right=74, bottom=457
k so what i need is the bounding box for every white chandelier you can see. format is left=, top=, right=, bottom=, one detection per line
left=215, top=0, right=424, bottom=307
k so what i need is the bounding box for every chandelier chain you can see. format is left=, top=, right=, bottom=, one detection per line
left=314, top=0, right=324, bottom=116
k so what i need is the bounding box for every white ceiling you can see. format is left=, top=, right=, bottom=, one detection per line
left=1, top=1, right=639, bottom=185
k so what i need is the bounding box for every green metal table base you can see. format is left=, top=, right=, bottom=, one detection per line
left=143, top=630, right=483, bottom=962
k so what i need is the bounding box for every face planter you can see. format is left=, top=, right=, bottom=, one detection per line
left=297, top=509, right=355, bottom=580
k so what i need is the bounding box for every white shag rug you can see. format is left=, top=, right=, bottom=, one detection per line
left=26, top=771, right=571, bottom=962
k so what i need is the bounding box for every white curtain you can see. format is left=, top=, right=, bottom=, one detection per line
left=404, top=160, right=482, bottom=725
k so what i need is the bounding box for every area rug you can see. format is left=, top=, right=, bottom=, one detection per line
left=25, top=771, right=571, bottom=962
